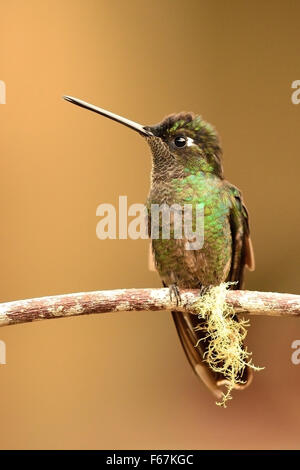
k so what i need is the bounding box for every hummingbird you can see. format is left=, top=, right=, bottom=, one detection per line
left=63, top=95, right=255, bottom=400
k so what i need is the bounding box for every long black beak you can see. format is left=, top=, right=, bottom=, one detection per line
left=63, top=95, right=153, bottom=137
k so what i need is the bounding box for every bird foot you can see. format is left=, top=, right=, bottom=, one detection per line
left=199, top=285, right=212, bottom=297
left=169, top=284, right=181, bottom=306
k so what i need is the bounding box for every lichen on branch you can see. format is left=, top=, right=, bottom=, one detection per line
left=193, top=283, right=263, bottom=407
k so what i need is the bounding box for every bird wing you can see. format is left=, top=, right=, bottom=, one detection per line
left=226, top=183, right=255, bottom=288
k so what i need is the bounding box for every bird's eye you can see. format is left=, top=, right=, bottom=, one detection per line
left=174, top=136, right=187, bottom=148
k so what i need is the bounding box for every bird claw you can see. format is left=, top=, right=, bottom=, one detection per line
left=169, top=284, right=181, bottom=306
left=199, top=285, right=212, bottom=297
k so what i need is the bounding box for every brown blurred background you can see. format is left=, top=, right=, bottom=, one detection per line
left=0, top=0, right=299, bottom=450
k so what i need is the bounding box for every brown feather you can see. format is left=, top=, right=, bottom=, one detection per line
left=245, top=236, right=255, bottom=271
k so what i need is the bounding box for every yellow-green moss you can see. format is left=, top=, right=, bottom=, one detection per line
left=193, top=282, right=263, bottom=407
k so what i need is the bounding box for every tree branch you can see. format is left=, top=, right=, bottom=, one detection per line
left=0, top=288, right=299, bottom=328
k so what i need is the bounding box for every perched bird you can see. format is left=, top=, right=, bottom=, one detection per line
left=64, top=96, right=255, bottom=399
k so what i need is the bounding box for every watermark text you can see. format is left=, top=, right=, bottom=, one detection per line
left=291, top=340, right=300, bottom=365
left=0, top=340, right=6, bottom=365
left=0, top=80, right=6, bottom=104
left=96, top=196, right=204, bottom=250
left=291, top=80, right=300, bottom=104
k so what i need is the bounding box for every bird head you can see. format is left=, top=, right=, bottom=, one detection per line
left=63, top=96, right=223, bottom=178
